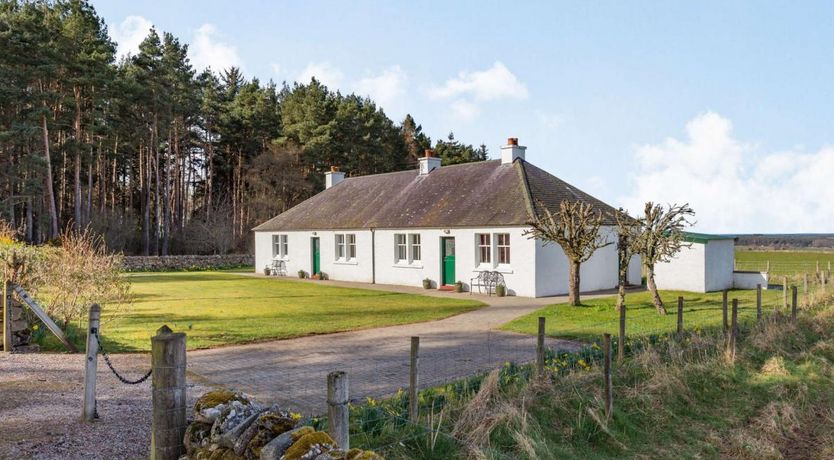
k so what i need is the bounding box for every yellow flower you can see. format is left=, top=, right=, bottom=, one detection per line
left=290, top=412, right=302, bottom=421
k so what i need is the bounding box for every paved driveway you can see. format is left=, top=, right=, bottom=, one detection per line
left=188, top=279, right=615, bottom=414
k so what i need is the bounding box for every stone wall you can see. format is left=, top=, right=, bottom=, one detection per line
left=122, top=254, right=253, bottom=272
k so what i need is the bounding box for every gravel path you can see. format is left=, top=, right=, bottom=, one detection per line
left=0, top=353, right=211, bottom=459
left=188, top=280, right=610, bottom=414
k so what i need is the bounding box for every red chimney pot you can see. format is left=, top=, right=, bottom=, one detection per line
left=424, top=149, right=434, bottom=158
left=507, top=137, right=519, bottom=146
left=330, top=166, right=340, bottom=172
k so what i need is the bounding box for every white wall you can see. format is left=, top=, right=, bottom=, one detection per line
left=704, top=239, right=735, bottom=291
left=534, top=226, right=629, bottom=297
left=255, top=227, right=538, bottom=296
left=733, top=271, right=769, bottom=290
left=255, top=225, right=634, bottom=298
left=654, top=239, right=735, bottom=293
left=654, top=243, right=707, bottom=292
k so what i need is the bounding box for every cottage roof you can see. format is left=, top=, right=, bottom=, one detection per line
left=253, top=159, right=619, bottom=231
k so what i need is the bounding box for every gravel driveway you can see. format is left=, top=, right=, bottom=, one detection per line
left=0, top=353, right=210, bottom=460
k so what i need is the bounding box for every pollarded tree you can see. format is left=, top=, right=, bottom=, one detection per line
left=637, top=202, right=696, bottom=315
left=612, top=208, right=643, bottom=313
left=525, top=201, right=611, bottom=306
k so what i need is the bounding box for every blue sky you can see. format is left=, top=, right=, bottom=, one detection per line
left=95, top=1, right=834, bottom=233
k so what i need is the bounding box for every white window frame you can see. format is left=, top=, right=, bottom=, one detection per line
left=347, top=234, right=356, bottom=260
left=395, top=234, right=408, bottom=263
left=335, top=234, right=346, bottom=260
left=272, top=234, right=289, bottom=259
left=476, top=233, right=491, bottom=266
left=409, top=234, right=421, bottom=262
left=496, top=233, right=510, bottom=266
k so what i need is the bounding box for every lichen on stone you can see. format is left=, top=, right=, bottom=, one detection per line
left=282, top=432, right=336, bottom=460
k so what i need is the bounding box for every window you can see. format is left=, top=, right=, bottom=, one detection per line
left=395, top=234, right=408, bottom=263
left=335, top=233, right=356, bottom=261
left=272, top=234, right=288, bottom=258
left=347, top=234, right=356, bottom=259
left=496, top=233, right=510, bottom=265
left=409, top=234, right=421, bottom=262
left=335, top=234, right=346, bottom=260
left=477, top=233, right=491, bottom=265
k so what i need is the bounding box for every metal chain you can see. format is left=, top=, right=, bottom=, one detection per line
left=94, top=331, right=152, bottom=385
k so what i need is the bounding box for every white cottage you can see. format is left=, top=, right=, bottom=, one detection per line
left=253, top=138, right=641, bottom=297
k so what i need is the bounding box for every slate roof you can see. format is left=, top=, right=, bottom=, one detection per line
left=253, top=159, right=619, bottom=231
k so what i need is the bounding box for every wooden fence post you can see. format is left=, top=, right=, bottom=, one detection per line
left=618, top=304, right=626, bottom=364
left=409, top=337, right=419, bottom=423
left=783, top=277, right=788, bottom=310
left=791, top=286, right=798, bottom=321
left=766, top=260, right=770, bottom=272
left=603, top=333, right=613, bottom=421
left=327, top=371, right=349, bottom=450
left=2, top=281, right=11, bottom=352
left=756, top=284, right=762, bottom=322
left=536, top=317, right=545, bottom=376
left=676, top=296, right=684, bottom=337
left=82, top=304, right=101, bottom=422
left=722, top=290, right=728, bottom=334
left=727, top=299, right=738, bottom=363
left=151, top=325, right=186, bottom=460
left=816, top=261, right=820, bottom=275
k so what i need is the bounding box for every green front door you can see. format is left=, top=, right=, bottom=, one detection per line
left=311, top=237, right=321, bottom=275
left=442, top=237, right=455, bottom=285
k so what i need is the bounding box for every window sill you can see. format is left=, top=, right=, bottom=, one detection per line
left=393, top=263, right=423, bottom=269
left=473, top=266, right=514, bottom=274
left=334, top=259, right=358, bottom=265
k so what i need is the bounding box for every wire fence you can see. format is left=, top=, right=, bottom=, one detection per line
left=309, top=270, right=834, bottom=458
left=734, top=259, right=834, bottom=275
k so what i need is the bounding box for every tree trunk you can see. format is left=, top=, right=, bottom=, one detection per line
left=568, top=259, right=581, bottom=306
left=616, top=265, right=627, bottom=312
left=73, top=86, right=83, bottom=231
left=646, top=264, right=666, bottom=314
left=41, top=114, right=59, bottom=239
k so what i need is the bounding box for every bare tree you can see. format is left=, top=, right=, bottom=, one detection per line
left=613, top=208, right=643, bottom=312
left=637, top=202, right=696, bottom=314
left=525, top=201, right=611, bottom=306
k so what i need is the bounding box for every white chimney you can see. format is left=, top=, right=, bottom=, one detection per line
left=325, top=166, right=345, bottom=189
left=501, top=137, right=526, bottom=164
left=418, top=149, right=441, bottom=175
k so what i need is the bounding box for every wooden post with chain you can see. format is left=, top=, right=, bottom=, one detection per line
left=151, top=325, right=186, bottom=460
left=82, top=304, right=101, bottom=422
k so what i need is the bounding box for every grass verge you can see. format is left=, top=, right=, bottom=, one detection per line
left=502, top=288, right=786, bottom=341
left=347, top=288, right=834, bottom=459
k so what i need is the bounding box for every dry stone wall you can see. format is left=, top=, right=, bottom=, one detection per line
left=122, top=254, right=253, bottom=272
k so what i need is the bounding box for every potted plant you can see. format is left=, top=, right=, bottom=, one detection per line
left=495, top=283, right=506, bottom=297
left=454, top=281, right=464, bottom=293
left=320, top=272, right=329, bottom=281
left=298, top=270, right=307, bottom=279
left=423, top=278, right=432, bottom=289
left=263, top=266, right=271, bottom=276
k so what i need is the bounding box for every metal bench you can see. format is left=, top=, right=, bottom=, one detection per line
left=470, top=270, right=505, bottom=295
left=267, top=259, right=287, bottom=276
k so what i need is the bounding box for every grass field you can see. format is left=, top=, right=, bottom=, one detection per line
left=502, top=288, right=786, bottom=340
left=44, top=271, right=484, bottom=352
left=735, top=249, right=834, bottom=275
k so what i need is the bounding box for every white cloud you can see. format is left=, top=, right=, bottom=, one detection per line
left=429, top=62, right=528, bottom=101
left=189, top=24, right=243, bottom=72
left=449, top=99, right=479, bottom=122
left=354, top=66, right=407, bottom=110
left=297, top=62, right=344, bottom=89
left=621, top=111, right=834, bottom=233
left=536, top=111, right=564, bottom=130
left=109, top=15, right=153, bottom=60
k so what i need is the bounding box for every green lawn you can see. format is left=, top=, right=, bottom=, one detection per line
left=52, top=271, right=484, bottom=352
left=736, top=249, right=834, bottom=275
left=502, top=288, right=787, bottom=340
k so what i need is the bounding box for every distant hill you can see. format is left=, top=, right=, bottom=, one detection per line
left=735, top=233, right=834, bottom=250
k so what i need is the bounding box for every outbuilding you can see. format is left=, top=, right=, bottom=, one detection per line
left=653, top=232, right=736, bottom=293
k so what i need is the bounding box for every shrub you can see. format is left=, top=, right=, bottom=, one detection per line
left=40, top=228, right=131, bottom=329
